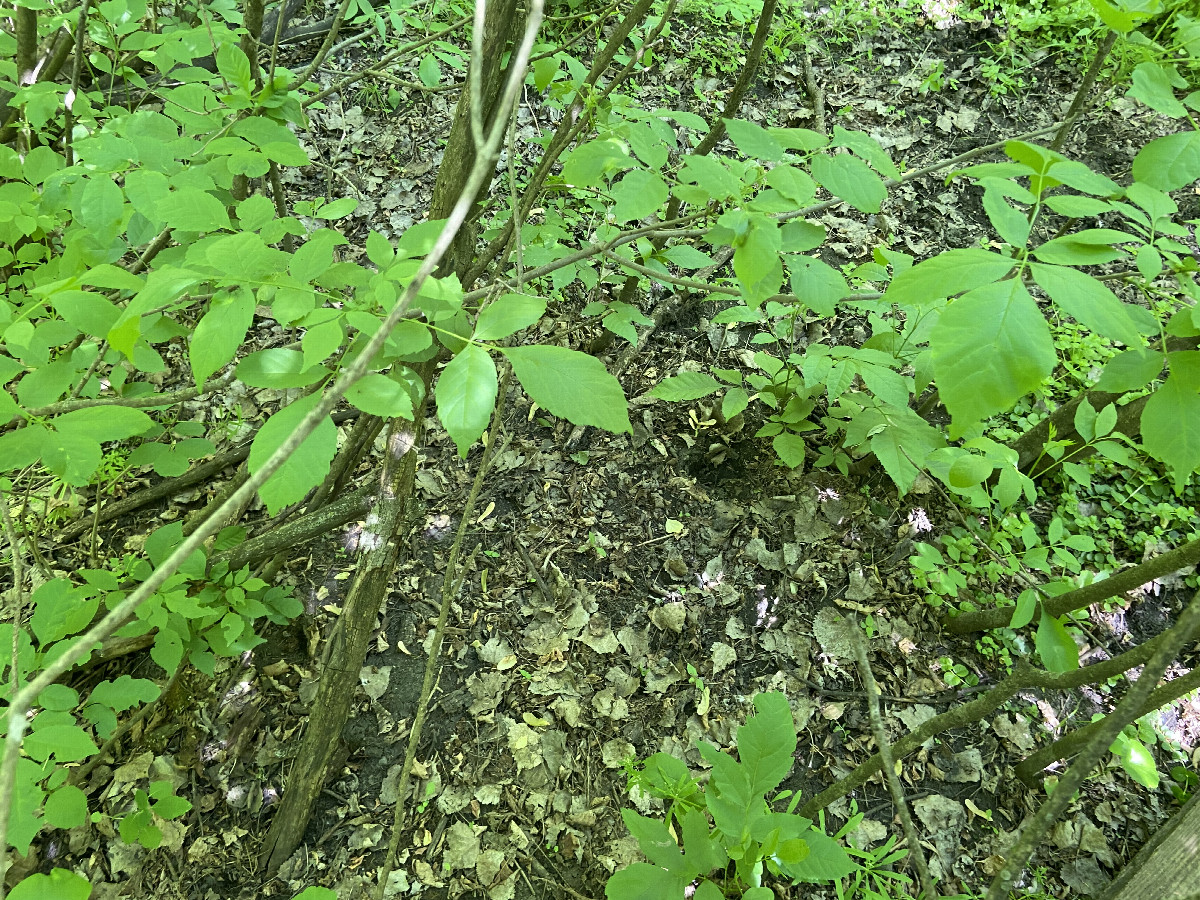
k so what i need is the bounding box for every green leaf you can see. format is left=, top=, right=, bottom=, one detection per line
left=1034, top=230, right=1136, bottom=266
left=42, top=430, right=103, bottom=486
left=44, top=784, right=89, bottom=829
left=532, top=56, right=559, bottom=92
left=76, top=177, right=124, bottom=233
left=25, top=725, right=98, bottom=762
left=1085, top=0, right=1135, bottom=31
left=562, top=137, right=633, bottom=188
left=853, top=405, right=946, bottom=495
left=779, top=826, right=858, bottom=882
left=1044, top=194, right=1114, bottom=218
left=8, top=869, right=91, bottom=900
left=54, top=290, right=123, bottom=336
left=191, top=287, right=255, bottom=388
left=830, top=125, right=900, bottom=178
left=418, top=53, right=441, bottom=87
left=811, top=153, right=886, bottom=213
left=765, top=165, right=817, bottom=206
left=1047, top=160, right=1121, bottom=197
left=474, top=293, right=547, bottom=341
left=773, top=433, right=807, bottom=469
left=90, top=675, right=161, bottom=711
left=1111, top=735, right=1160, bottom=789
left=396, top=218, right=447, bottom=259
left=301, top=317, right=345, bottom=368
left=768, top=126, right=828, bottom=151
left=948, top=453, right=994, bottom=488
left=1030, top=263, right=1151, bottom=346
left=38, top=684, right=79, bottom=711
left=504, top=345, right=631, bottom=434
left=203, top=232, right=291, bottom=282
left=291, top=889, right=338, bottom=900
left=677, top=155, right=742, bottom=202
left=648, top=372, right=721, bottom=401
left=313, top=197, right=357, bottom=220
left=930, top=280, right=1056, bottom=439
left=1010, top=588, right=1039, bottom=629
left=679, top=805, right=727, bottom=875
left=159, top=188, right=230, bottom=232
left=663, top=244, right=715, bottom=269
left=612, top=169, right=669, bottom=222
left=247, top=391, right=338, bottom=515
left=237, top=194, right=276, bottom=231
left=1141, top=361, right=1200, bottom=492
left=604, top=862, right=688, bottom=900
left=1036, top=610, right=1079, bottom=672
left=290, top=229, right=346, bottom=283
left=884, top=249, right=1015, bottom=309
left=1129, top=62, right=1188, bottom=118
left=1095, top=348, right=1162, bottom=392
left=1137, top=245, right=1163, bottom=281
left=345, top=373, right=415, bottom=419
left=1074, top=397, right=1098, bottom=442
left=53, top=406, right=154, bottom=444
left=724, top=118, right=785, bottom=161
left=237, top=349, right=329, bottom=388
left=738, top=692, right=796, bottom=797
left=789, top=256, right=847, bottom=317
left=732, top=214, right=783, bottom=306
left=780, top=219, right=826, bottom=253
left=366, top=229, right=394, bottom=267
left=1132, top=130, right=1200, bottom=191
left=619, top=809, right=683, bottom=869
left=30, top=578, right=99, bottom=645
left=152, top=627, right=183, bottom=675
left=216, top=42, right=252, bottom=90
left=981, top=181, right=1030, bottom=246
left=436, top=345, right=497, bottom=456
left=722, top=387, right=749, bottom=420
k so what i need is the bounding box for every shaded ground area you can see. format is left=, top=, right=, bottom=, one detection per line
left=49, top=9, right=1200, bottom=900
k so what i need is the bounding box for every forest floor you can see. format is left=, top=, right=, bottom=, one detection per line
left=65, top=7, right=1200, bottom=900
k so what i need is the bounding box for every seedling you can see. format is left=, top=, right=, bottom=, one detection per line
left=607, top=692, right=857, bottom=899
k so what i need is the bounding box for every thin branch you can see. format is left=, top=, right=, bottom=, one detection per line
left=798, top=623, right=1183, bottom=819
left=1050, top=30, right=1118, bottom=153
left=850, top=617, right=938, bottom=900
left=288, top=0, right=354, bottom=94
left=1015, top=663, right=1200, bottom=788
left=374, top=369, right=511, bottom=899
left=16, top=371, right=238, bottom=422
left=63, top=0, right=92, bottom=166
left=0, top=483, right=27, bottom=699
left=986, top=588, right=1200, bottom=900
left=301, top=14, right=472, bottom=108
left=945, top=536, right=1200, bottom=635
